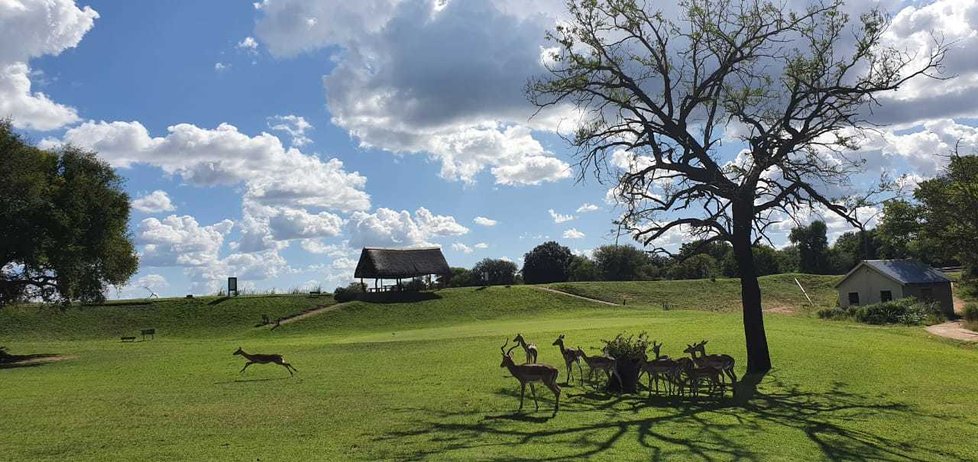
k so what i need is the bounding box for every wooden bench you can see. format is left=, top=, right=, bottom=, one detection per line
left=121, top=336, right=136, bottom=342
left=141, top=328, right=155, bottom=340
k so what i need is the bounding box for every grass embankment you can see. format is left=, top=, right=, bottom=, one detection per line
left=3, top=285, right=978, bottom=460
left=548, top=273, right=840, bottom=313
left=0, top=294, right=333, bottom=340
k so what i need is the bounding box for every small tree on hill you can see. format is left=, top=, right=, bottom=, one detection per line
left=529, top=0, right=944, bottom=373
left=789, top=221, right=831, bottom=274
left=568, top=255, right=600, bottom=281
left=0, top=121, right=138, bottom=307
left=522, top=241, right=574, bottom=284
left=592, top=244, right=654, bottom=281
left=472, top=258, right=518, bottom=286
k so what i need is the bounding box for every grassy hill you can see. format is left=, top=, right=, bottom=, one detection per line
left=548, top=273, right=840, bottom=313
left=3, top=282, right=978, bottom=460
left=0, top=293, right=333, bottom=340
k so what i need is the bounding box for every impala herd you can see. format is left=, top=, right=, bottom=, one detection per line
left=499, top=334, right=737, bottom=415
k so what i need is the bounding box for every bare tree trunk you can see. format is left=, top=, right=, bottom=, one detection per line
left=732, top=201, right=772, bottom=374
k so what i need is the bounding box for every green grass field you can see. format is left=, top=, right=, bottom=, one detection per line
left=3, top=281, right=978, bottom=461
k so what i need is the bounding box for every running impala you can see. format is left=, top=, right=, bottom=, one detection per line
left=233, top=347, right=298, bottom=376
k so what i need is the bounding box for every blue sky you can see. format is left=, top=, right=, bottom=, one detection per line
left=4, top=0, right=978, bottom=297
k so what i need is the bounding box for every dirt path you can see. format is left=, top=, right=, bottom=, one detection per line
left=534, top=286, right=621, bottom=306
left=264, top=302, right=350, bottom=328
left=925, top=321, right=978, bottom=342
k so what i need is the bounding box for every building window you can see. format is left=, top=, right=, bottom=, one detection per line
left=880, top=290, right=892, bottom=302
left=921, top=288, right=934, bottom=301
left=848, top=292, right=860, bottom=305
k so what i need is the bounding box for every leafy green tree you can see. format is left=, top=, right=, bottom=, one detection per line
left=915, top=155, right=978, bottom=274
left=789, top=221, right=831, bottom=274
left=592, top=245, right=654, bottom=281
left=445, top=267, right=475, bottom=288
left=471, top=258, right=518, bottom=286
left=521, top=241, right=574, bottom=284
left=775, top=246, right=801, bottom=273
left=529, top=0, right=943, bottom=372
left=876, top=200, right=926, bottom=260
left=668, top=254, right=719, bottom=280
left=723, top=245, right=782, bottom=277
left=0, top=121, right=138, bottom=306
left=568, top=255, right=600, bottom=281
left=829, top=230, right=879, bottom=273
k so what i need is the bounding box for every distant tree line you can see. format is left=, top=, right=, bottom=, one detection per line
left=443, top=156, right=978, bottom=287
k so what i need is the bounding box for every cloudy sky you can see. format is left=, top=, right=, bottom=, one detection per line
left=3, top=0, right=978, bottom=297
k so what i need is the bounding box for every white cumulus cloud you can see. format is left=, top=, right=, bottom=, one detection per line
left=473, top=216, right=497, bottom=227
left=0, top=0, right=98, bottom=130
left=345, top=207, right=467, bottom=248
left=255, top=0, right=575, bottom=185
left=563, top=228, right=585, bottom=239
left=131, top=190, right=176, bottom=213
left=548, top=209, right=575, bottom=224
left=267, top=114, right=313, bottom=147
left=576, top=203, right=600, bottom=213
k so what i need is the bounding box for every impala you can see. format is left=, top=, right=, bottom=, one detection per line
left=512, top=333, right=538, bottom=364
left=233, top=347, right=298, bottom=376
left=689, top=340, right=737, bottom=386
left=578, top=347, right=615, bottom=387
left=499, top=340, right=561, bottom=415
left=552, top=334, right=584, bottom=386
left=682, top=344, right=723, bottom=398
left=641, top=341, right=678, bottom=397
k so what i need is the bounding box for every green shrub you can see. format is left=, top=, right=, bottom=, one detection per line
left=852, top=298, right=944, bottom=326
left=963, top=303, right=978, bottom=323
left=401, top=278, right=428, bottom=292
left=817, top=307, right=849, bottom=320
left=820, top=298, right=944, bottom=326
left=333, top=282, right=366, bottom=303
left=601, top=331, right=650, bottom=362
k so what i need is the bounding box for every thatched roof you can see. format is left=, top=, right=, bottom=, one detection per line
left=353, top=247, right=451, bottom=279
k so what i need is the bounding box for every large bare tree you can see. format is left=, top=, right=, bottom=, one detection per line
left=529, top=0, right=945, bottom=373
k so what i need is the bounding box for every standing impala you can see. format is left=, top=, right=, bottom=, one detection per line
left=578, top=347, right=615, bottom=387
left=689, top=340, right=737, bottom=386
left=641, top=341, right=678, bottom=397
left=552, top=334, right=584, bottom=386
left=499, top=339, right=561, bottom=415
left=512, top=333, right=538, bottom=363
left=682, top=343, right=723, bottom=397
left=233, top=347, right=298, bottom=376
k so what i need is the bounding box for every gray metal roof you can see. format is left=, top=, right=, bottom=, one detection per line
left=846, top=259, right=951, bottom=286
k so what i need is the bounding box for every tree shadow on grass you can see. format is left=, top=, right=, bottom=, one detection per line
left=212, top=377, right=290, bottom=385
left=374, top=374, right=970, bottom=461
left=359, top=292, right=443, bottom=304
left=0, top=352, right=70, bottom=369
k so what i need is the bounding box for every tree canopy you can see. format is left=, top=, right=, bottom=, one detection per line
left=522, top=241, right=574, bottom=284
left=471, top=258, right=518, bottom=286
left=529, top=0, right=944, bottom=373
left=1, top=121, right=138, bottom=306
left=789, top=221, right=830, bottom=275
left=915, top=155, right=978, bottom=276
left=592, top=244, right=658, bottom=280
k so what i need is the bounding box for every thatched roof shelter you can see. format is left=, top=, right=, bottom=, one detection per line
left=354, top=247, right=451, bottom=280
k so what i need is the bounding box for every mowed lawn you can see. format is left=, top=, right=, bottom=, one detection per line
left=2, top=285, right=978, bottom=461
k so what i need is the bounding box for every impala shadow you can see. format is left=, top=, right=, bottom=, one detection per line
left=375, top=377, right=968, bottom=461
